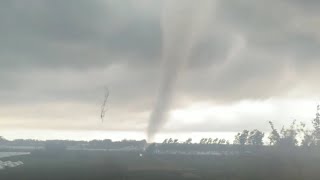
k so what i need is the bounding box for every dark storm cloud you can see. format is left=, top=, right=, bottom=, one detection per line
left=1, top=0, right=320, bottom=131
left=217, top=0, right=320, bottom=60
left=0, top=0, right=162, bottom=69
left=174, top=0, right=320, bottom=104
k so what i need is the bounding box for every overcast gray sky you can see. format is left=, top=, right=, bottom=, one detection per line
left=1, top=0, right=320, bottom=139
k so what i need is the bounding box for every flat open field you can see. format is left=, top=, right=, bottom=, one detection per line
left=1, top=150, right=320, bottom=180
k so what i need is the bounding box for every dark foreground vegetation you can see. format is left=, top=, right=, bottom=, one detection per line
left=1, top=150, right=320, bottom=180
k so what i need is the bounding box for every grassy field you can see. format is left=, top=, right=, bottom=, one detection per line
left=1, top=150, right=320, bottom=180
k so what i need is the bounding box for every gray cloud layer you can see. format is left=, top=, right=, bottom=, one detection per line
left=1, top=0, right=320, bottom=132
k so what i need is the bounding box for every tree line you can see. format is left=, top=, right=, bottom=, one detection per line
left=161, top=105, right=320, bottom=149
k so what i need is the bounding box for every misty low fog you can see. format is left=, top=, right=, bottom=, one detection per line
left=1, top=0, right=320, bottom=179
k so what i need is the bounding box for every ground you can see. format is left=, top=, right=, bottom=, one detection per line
left=1, top=150, right=320, bottom=180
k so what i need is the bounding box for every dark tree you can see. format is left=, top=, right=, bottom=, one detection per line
left=299, top=122, right=315, bottom=147
left=248, top=129, right=264, bottom=146
left=279, top=120, right=298, bottom=147
left=234, top=130, right=249, bottom=145
left=162, top=139, right=168, bottom=144
left=200, top=138, right=207, bottom=144
left=184, top=138, right=192, bottom=144
left=269, top=120, right=298, bottom=147
left=226, top=140, right=230, bottom=145
left=218, top=138, right=226, bottom=144
left=312, top=105, right=320, bottom=145
left=268, top=121, right=280, bottom=145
